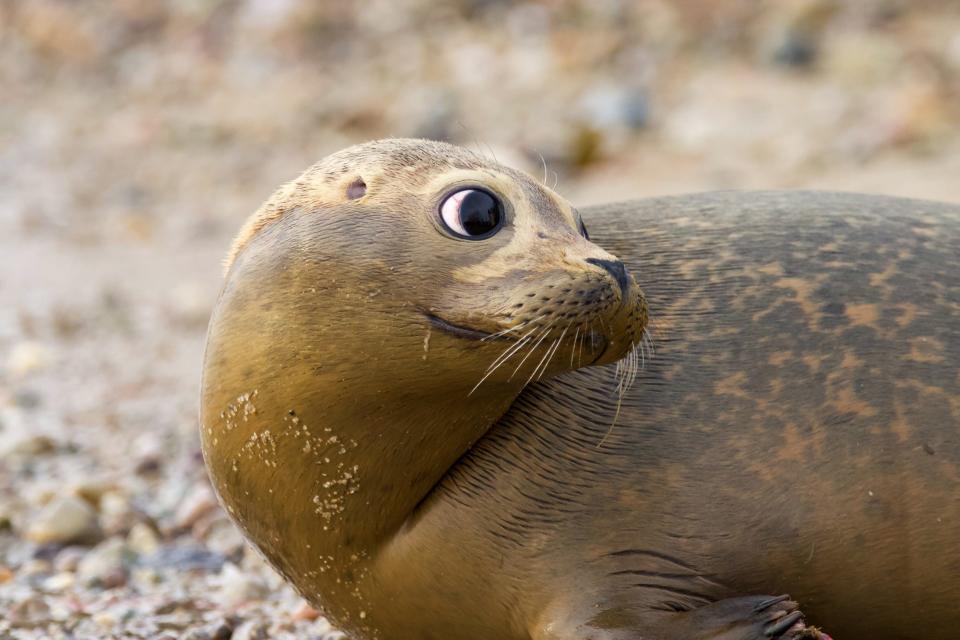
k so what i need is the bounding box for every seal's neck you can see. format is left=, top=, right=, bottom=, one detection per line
left=201, top=305, right=519, bottom=589
left=301, top=379, right=516, bottom=546
left=200, top=241, right=528, bottom=620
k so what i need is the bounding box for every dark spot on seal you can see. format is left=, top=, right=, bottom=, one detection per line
left=822, top=301, right=846, bottom=315
left=346, top=178, right=367, bottom=200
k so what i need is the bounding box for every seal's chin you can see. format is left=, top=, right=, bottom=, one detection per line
left=426, top=314, right=500, bottom=341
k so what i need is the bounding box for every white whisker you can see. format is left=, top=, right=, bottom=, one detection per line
left=510, top=324, right=554, bottom=380
left=470, top=334, right=534, bottom=396
left=481, top=315, right=542, bottom=342
left=535, top=327, right=567, bottom=382
left=570, top=326, right=580, bottom=367
left=485, top=326, right=539, bottom=373
left=577, top=322, right=586, bottom=367
left=526, top=337, right=559, bottom=387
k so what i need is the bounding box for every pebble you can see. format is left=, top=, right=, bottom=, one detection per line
left=759, top=0, right=838, bottom=69
left=182, top=619, right=236, bottom=640
left=43, top=570, right=76, bottom=592
left=0, top=499, right=16, bottom=531
left=128, top=521, right=162, bottom=555
left=20, top=558, right=53, bottom=577
left=8, top=594, right=52, bottom=625
left=99, top=490, right=139, bottom=535
left=54, top=545, right=88, bottom=572
left=0, top=432, right=56, bottom=458
left=25, top=495, right=102, bottom=545
left=232, top=620, right=271, bottom=640
left=203, top=517, right=247, bottom=559
left=216, top=562, right=269, bottom=608
left=70, top=479, right=117, bottom=508
left=174, top=483, right=219, bottom=532
left=144, top=542, right=226, bottom=572
left=291, top=600, right=322, bottom=621
left=2, top=2, right=959, bottom=639
left=76, top=538, right=133, bottom=588
left=6, top=341, right=52, bottom=376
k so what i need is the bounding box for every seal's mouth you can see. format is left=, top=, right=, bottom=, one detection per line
left=425, top=314, right=499, bottom=341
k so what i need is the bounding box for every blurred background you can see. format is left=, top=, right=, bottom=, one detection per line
left=2, top=1, right=959, bottom=637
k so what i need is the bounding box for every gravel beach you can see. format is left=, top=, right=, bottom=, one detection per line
left=2, top=1, right=959, bottom=637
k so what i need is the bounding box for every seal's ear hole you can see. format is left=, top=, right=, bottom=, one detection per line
left=346, top=178, right=367, bottom=200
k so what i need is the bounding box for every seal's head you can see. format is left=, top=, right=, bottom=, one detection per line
left=202, top=138, right=649, bottom=632
left=224, top=138, right=646, bottom=393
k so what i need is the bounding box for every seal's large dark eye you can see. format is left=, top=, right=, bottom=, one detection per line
left=439, top=189, right=503, bottom=239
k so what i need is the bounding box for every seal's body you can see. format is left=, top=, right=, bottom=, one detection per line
left=201, top=140, right=959, bottom=640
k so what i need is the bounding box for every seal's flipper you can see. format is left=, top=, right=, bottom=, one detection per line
left=535, top=595, right=828, bottom=640
left=651, top=595, right=827, bottom=640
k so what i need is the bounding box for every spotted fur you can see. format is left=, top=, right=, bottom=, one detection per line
left=203, top=141, right=959, bottom=640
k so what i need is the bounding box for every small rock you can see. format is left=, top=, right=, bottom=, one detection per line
left=203, top=518, right=246, bottom=559
left=758, top=0, right=840, bottom=69
left=216, top=562, right=269, bottom=608
left=69, top=479, right=118, bottom=511
left=54, top=545, right=88, bottom=572
left=182, top=619, right=236, bottom=640
left=92, top=610, right=118, bottom=629
left=135, top=454, right=163, bottom=475
left=181, top=627, right=214, bottom=640
left=291, top=600, right=322, bottom=621
left=99, top=490, right=137, bottom=535
left=232, top=620, right=270, bottom=640
left=127, top=521, right=161, bottom=555
left=769, top=30, right=817, bottom=68
left=8, top=594, right=52, bottom=625
left=6, top=341, right=51, bottom=376
left=77, top=538, right=133, bottom=588
left=25, top=495, right=102, bottom=545
left=20, top=558, right=53, bottom=577
left=144, top=542, right=225, bottom=572
left=174, top=483, right=219, bottom=532
left=0, top=432, right=56, bottom=459
left=0, top=501, right=13, bottom=531
left=130, top=565, right=162, bottom=587
left=42, top=571, right=75, bottom=592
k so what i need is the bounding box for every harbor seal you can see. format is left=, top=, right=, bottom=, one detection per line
left=200, top=139, right=959, bottom=639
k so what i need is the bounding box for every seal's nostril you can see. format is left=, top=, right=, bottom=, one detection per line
left=586, top=258, right=630, bottom=297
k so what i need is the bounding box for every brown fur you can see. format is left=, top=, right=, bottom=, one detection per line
left=202, top=141, right=960, bottom=640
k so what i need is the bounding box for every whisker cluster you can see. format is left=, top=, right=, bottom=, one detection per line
left=598, top=326, right=655, bottom=447
left=469, top=311, right=656, bottom=451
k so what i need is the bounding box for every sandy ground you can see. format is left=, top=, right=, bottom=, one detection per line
left=2, top=1, right=959, bottom=638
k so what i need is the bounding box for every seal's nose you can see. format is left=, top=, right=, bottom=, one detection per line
left=586, top=258, right=630, bottom=297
